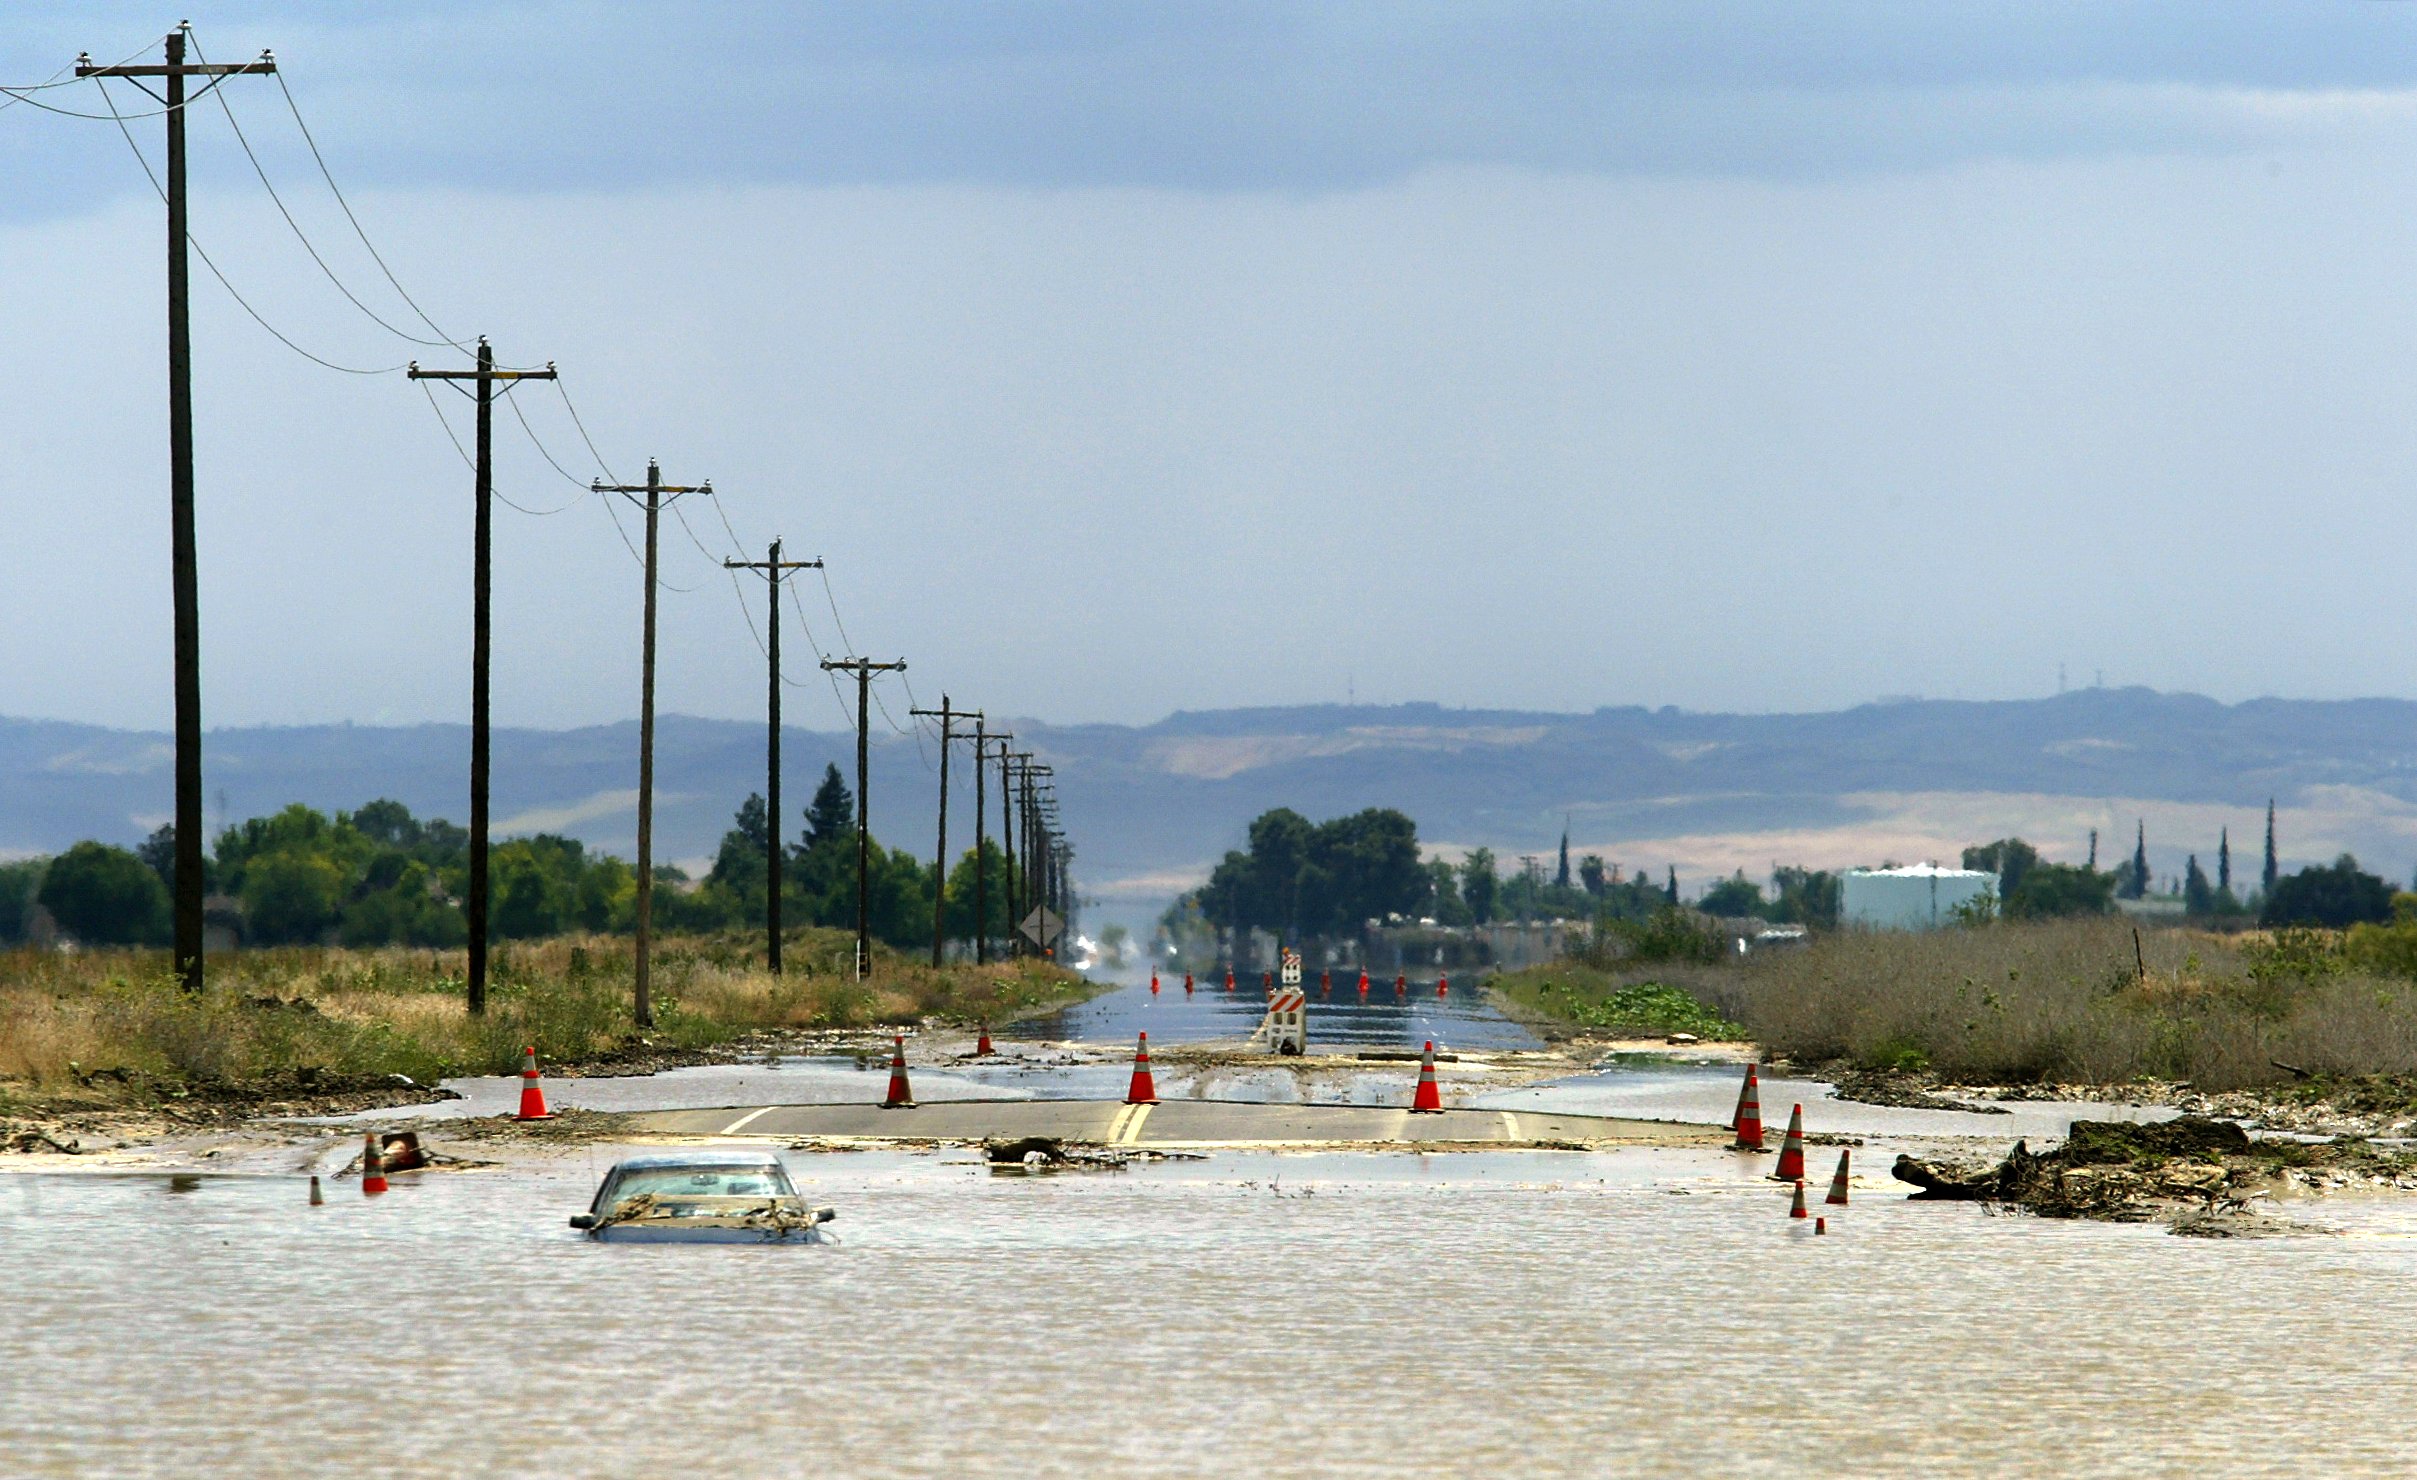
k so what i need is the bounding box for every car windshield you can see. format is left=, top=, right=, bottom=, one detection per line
left=607, top=1165, right=795, bottom=1202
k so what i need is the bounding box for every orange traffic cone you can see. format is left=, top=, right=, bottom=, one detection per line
left=1826, top=1148, right=1851, bottom=1206
left=1788, top=1179, right=1808, bottom=1219
left=1732, top=1063, right=1765, bottom=1151
left=882, top=1034, right=915, bottom=1109
left=1394, top=973, right=1406, bottom=998
left=516, top=1045, right=553, bottom=1121
left=1183, top=973, right=1194, bottom=995
left=1437, top=972, right=1448, bottom=999
left=1224, top=969, right=1234, bottom=992
left=1263, top=971, right=1273, bottom=995
left=1815, top=1216, right=1827, bottom=1235
left=1320, top=970, right=1331, bottom=998
left=1410, top=1041, right=1444, bottom=1113
left=975, top=1023, right=995, bottom=1056
left=1772, top=1104, right=1806, bottom=1182
left=1126, top=1031, right=1159, bottom=1105
left=309, top=1174, right=324, bottom=1206
left=1150, top=971, right=1160, bottom=996
left=1357, top=970, right=1369, bottom=997
left=360, top=1131, right=387, bottom=1196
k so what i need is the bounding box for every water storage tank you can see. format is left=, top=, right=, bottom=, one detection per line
left=1840, top=865, right=1997, bottom=931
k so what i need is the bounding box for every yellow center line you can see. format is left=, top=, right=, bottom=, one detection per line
left=1104, top=1105, right=1136, bottom=1143
left=720, top=1106, right=777, bottom=1135
left=1499, top=1111, right=1521, bottom=1143
left=1120, top=1104, right=1155, bottom=1145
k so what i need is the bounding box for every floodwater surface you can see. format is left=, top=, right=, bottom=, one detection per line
left=6, top=1147, right=2414, bottom=1478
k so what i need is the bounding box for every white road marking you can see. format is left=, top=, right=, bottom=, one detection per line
left=720, top=1106, right=776, bottom=1135
left=1500, top=1112, right=1521, bottom=1142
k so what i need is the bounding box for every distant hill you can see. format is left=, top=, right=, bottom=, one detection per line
left=7, top=689, right=2417, bottom=908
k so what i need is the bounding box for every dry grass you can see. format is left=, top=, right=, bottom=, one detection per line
left=0, top=929, right=1092, bottom=1107
left=1545, top=918, right=2417, bottom=1092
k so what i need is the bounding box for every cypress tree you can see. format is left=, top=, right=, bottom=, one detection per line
left=2263, top=800, right=2279, bottom=894
left=2218, top=828, right=2231, bottom=892
left=2087, top=829, right=2098, bottom=870
left=2123, top=821, right=2149, bottom=900
left=1666, top=865, right=1679, bottom=905
left=1555, top=826, right=1571, bottom=890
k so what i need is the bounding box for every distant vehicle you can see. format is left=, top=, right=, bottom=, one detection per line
left=569, top=1150, right=836, bottom=1244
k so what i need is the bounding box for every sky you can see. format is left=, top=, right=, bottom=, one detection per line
left=9, top=2, right=2417, bottom=734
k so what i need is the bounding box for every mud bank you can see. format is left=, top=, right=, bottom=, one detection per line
left=1893, top=1116, right=2417, bottom=1234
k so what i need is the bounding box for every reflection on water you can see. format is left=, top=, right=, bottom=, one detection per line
left=1018, top=977, right=1542, bottom=1051
left=9, top=1150, right=2417, bottom=1478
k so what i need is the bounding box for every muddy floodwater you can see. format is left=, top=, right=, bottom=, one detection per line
left=10, top=1138, right=2417, bottom=1478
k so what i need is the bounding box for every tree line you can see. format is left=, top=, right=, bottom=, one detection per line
left=0, top=765, right=1012, bottom=952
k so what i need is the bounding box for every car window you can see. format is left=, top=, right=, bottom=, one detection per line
left=607, top=1165, right=795, bottom=1202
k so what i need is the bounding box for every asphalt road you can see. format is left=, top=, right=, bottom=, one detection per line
left=629, top=1098, right=1726, bottom=1148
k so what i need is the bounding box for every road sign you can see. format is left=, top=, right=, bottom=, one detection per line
left=1279, top=949, right=1302, bottom=987
left=1019, top=906, right=1063, bottom=947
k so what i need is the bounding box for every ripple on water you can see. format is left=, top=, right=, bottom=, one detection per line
left=8, top=1152, right=2417, bottom=1477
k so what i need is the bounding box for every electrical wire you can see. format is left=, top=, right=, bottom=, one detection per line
left=96, top=76, right=407, bottom=375
left=186, top=30, right=458, bottom=349
left=269, top=68, right=472, bottom=351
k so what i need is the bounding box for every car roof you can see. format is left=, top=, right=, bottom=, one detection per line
left=608, top=1151, right=785, bottom=1172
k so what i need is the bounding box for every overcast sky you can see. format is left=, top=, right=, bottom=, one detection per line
left=9, top=2, right=2417, bottom=733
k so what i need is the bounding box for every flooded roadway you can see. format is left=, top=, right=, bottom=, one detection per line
left=9, top=1146, right=2417, bottom=1477
left=6, top=977, right=2404, bottom=1477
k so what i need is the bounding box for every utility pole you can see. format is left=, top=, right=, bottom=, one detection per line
left=973, top=725, right=1008, bottom=964
left=592, top=460, right=708, bottom=1027
left=910, top=698, right=982, bottom=967
left=407, top=340, right=555, bottom=1014
left=820, top=657, right=908, bottom=980
left=1000, top=748, right=1024, bottom=958
left=79, top=27, right=275, bottom=993
left=722, top=541, right=820, bottom=973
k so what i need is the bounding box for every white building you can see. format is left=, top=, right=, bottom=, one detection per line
left=1840, top=864, right=1997, bottom=931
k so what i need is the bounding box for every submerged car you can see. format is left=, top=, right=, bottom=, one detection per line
left=570, top=1150, right=837, bottom=1244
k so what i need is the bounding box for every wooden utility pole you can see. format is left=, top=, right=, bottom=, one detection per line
left=1000, top=748, right=1025, bottom=957
left=722, top=541, right=820, bottom=973
left=407, top=341, right=555, bottom=1014
left=592, top=460, right=708, bottom=1026
left=910, top=697, right=982, bottom=967
left=79, top=27, right=275, bottom=993
left=972, top=724, right=1008, bottom=964
left=820, top=658, right=908, bottom=980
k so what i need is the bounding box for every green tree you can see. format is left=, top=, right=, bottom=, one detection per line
left=1962, top=838, right=2039, bottom=901
left=1426, top=858, right=1473, bottom=926
left=138, top=823, right=178, bottom=891
left=2004, top=862, right=2115, bottom=919
left=1460, top=848, right=1499, bottom=925
left=1768, top=866, right=1840, bottom=929
left=2183, top=854, right=2213, bottom=916
left=802, top=764, right=854, bottom=851
left=2119, top=821, right=2149, bottom=900
left=242, top=851, right=349, bottom=944
left=1697, top=869, right=1767, bottom=918
left=0, top=857, right=47, bottom=943
left=2263, top=801, right=2279, bottom=895
left=37, top=841, right=169, bottom=946
left=1577, top=854, right=1607, bottom=896
left=2262, top=854, right=2394, bottom=928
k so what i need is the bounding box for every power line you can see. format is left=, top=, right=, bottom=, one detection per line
left=96, top=76, right=407, bottom=375
left=269, top=69, right=470, bottom=351
left=186, top=31, right=456, bottom=349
